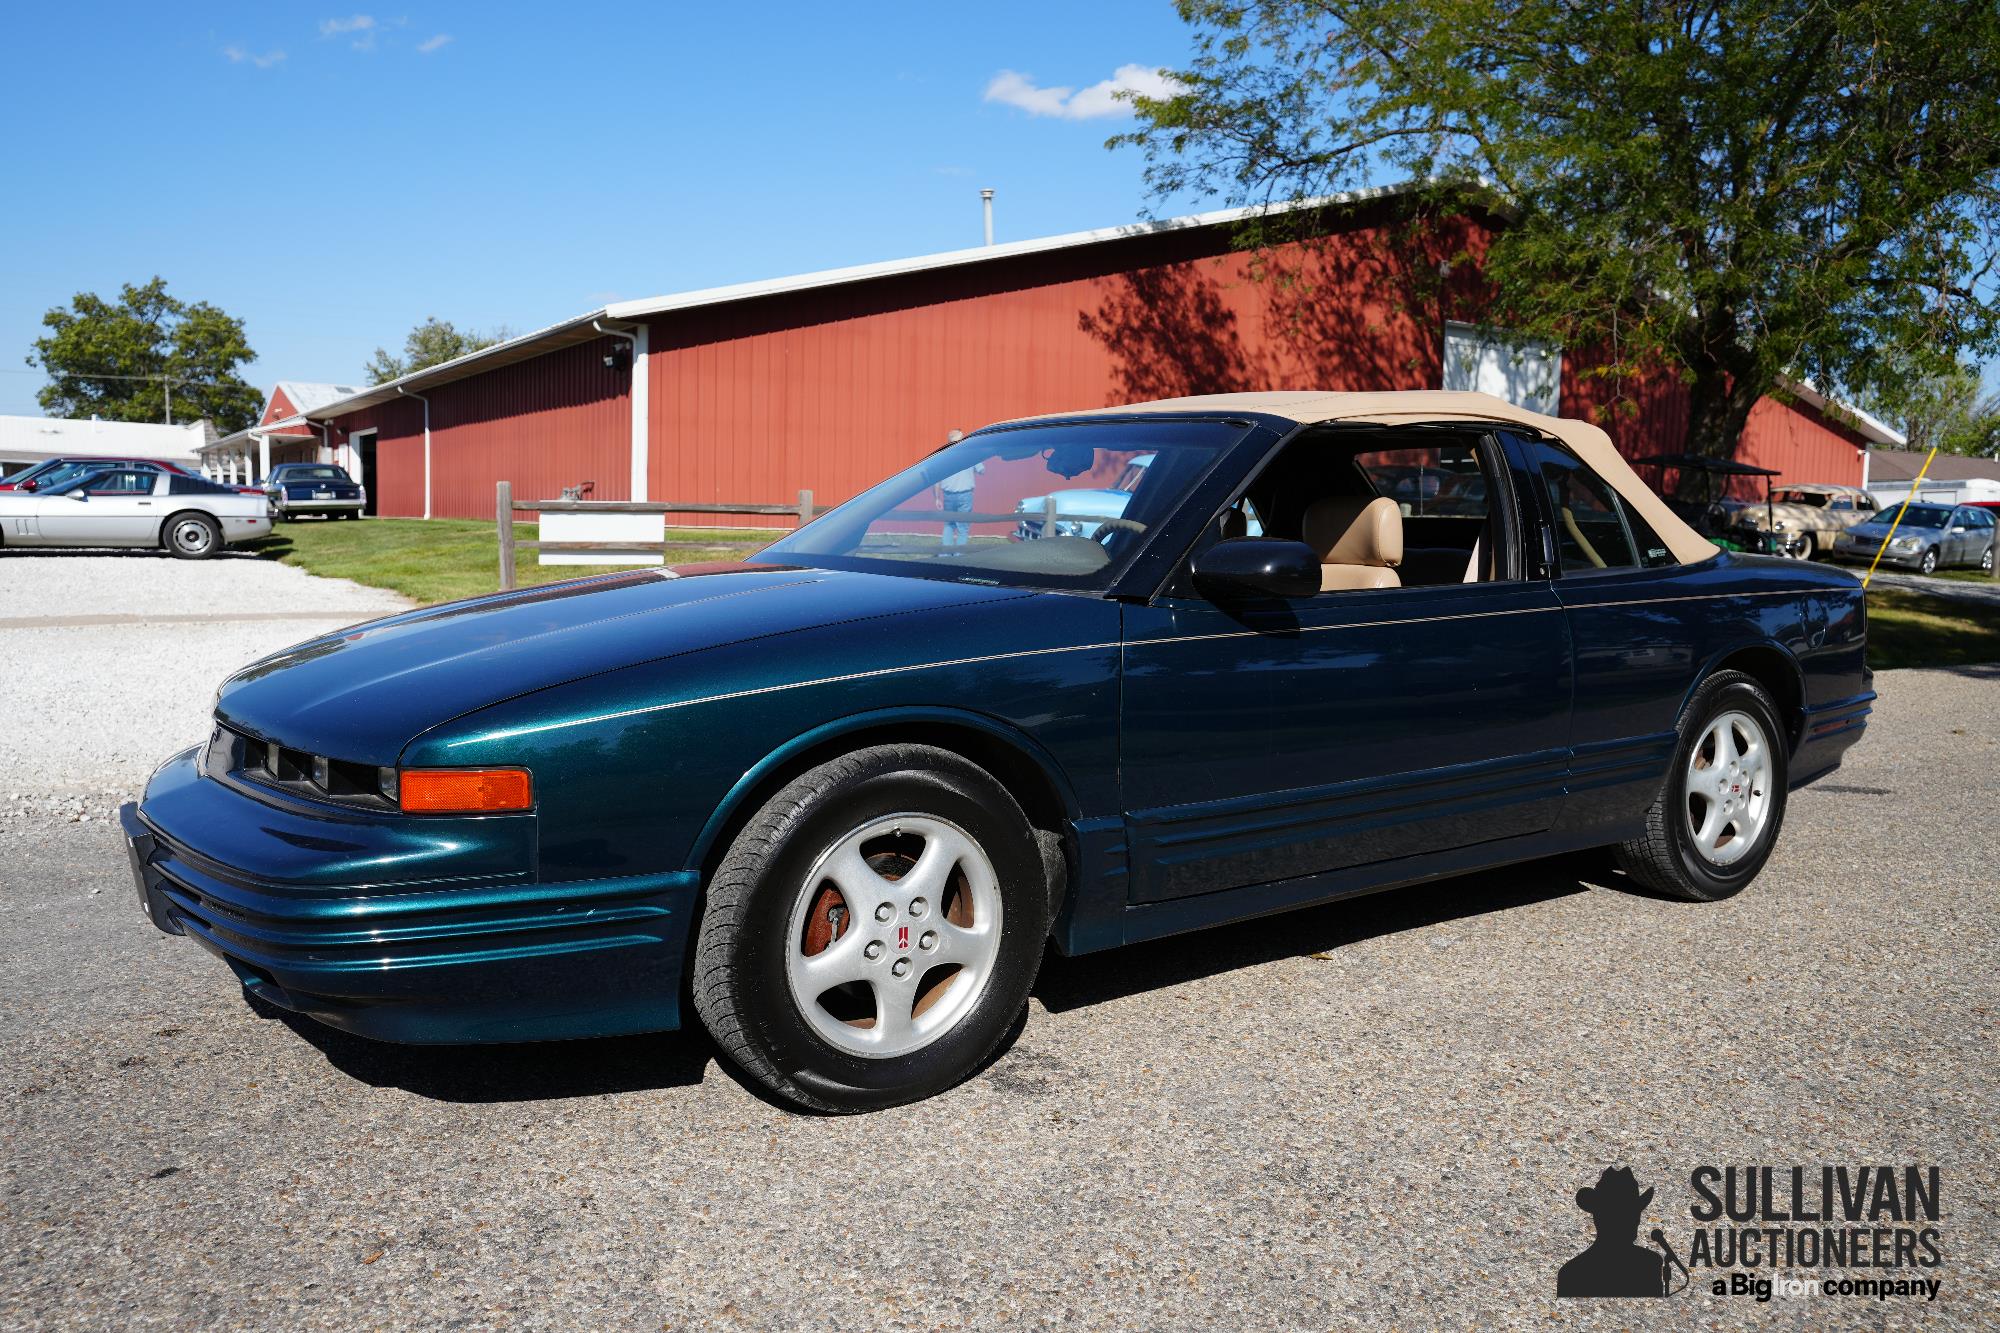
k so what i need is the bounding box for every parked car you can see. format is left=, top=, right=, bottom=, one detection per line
left=1830, top=502, right=1997, bottom=574
left=266, top=462, right=365, bottom=520
left=1721, top=483, right=1879, bottom=558
left=0, top=464, right=269, bottom=558
left=1012, top=453, right=1156, bottom=540
left=122, top=391, right=1871, bottom=1112
left=0, top=455, right=261, bottom=496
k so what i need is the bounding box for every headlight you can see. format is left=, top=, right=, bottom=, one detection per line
left=1891, top=536, right=1921, bottom=551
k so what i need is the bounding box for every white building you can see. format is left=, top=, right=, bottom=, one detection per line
left=0, top=415, right=209, bottom=481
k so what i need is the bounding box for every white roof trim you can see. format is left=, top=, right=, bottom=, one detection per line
left=602, top=186, right=1408, bottom=322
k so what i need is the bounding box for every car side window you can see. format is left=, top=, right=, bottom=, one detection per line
left=1830, top=496, right=1853, bottom=511
left=89, top=470, right=158, bottom=494
left=1535, top=449, right=1638, bottom=572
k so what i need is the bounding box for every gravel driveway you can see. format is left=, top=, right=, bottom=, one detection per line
left=0, top=550, right=406, bottom=819
left=1, top=556, right=1995, bottom=1329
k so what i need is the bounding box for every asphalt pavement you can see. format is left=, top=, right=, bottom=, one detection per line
left=1, top=558, right=1996, bottom=1329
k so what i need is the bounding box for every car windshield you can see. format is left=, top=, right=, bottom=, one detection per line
left=753, top=419, right=1246, bottom=590
left=26, top=463, right=102, bottom=492
left=282, top=466, right=349, bottom=480
left=1873, top=505, right=1950, bottom=528
left=41, top=469, right=116, bottom=496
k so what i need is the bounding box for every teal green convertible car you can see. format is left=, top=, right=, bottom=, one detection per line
left=123, top=391, right=1872, bottom=1111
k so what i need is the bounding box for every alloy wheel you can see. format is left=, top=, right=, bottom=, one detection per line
left=172, top=518, right=213, bottom=555
left=784, top=813, right=1002, bottom=1059
left=1683, top=710, right=1773, bottom=867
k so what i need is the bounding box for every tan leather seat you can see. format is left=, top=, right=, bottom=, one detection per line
left=1302, top=495, right=1403, bottom=591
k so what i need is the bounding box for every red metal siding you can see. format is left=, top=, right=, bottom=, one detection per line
left=310, top=201, right=1869, bottom=526
left=423, top=339, right=632, bottom=516
left=645, top=209, right=1454, bottom=525
left=338, top=399, right=426, bottom=517
left=1734, top=396, right=1866, bottom=492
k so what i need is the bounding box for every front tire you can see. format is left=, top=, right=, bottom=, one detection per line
left=692, top=745, right=1052, bottom=1112
left=1614, top=670, right=1788, bottom=901
left=1919, top=547, right=1938, bottom=575
left=164, top=512, right=223, bottom=560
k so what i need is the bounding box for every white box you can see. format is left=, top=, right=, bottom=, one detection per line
left=540, top=511, right=666, bottom=566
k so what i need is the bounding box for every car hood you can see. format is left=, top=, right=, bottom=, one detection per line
left=216, top=563, right=1036, bottom=763
left=1843, top=520, right=1921, bottom=540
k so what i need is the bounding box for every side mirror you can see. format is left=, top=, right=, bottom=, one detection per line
left=1191, top=538, right=1321, bottom=600
left=67, top=490, right=90, bottom=502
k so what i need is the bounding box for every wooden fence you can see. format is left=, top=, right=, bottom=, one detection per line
left=495, top=480, right=815, bottom=591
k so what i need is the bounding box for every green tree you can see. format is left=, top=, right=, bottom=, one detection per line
left=366, top=317, right=508, bottom=384
left=29, top=277, right=262, bottom=432
left=1118, top=0, right=2000, bottom=468
left=1865, top=359, right=2000, bottom=457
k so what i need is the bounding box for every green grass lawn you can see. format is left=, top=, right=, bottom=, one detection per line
left=1864, top=587, right=2000, bottom=670
left=247, top=517, right=770, bottom=605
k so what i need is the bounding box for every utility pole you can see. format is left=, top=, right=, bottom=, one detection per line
left=981, top=189, right=995, bottom=247
left=163, top=376, right=172, bottom=425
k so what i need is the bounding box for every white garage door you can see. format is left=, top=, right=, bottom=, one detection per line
left=1443, top=322, right=1562, bottom=416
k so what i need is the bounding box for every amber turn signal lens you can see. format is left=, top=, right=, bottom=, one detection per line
left=398, top=768, right=533, bottom=814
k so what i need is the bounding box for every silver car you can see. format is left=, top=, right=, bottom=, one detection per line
left=1831, top=502, right=1997, bottom=575
left=0, top=464, right=272, bottom=559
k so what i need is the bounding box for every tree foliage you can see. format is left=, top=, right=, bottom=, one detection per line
left=1118, top=0, right=2000, bottom=461
left=29, top=277, right=262, bottom=432
left=1877, top=365, right=2000, bottom=457
left=366, top=317, right=508, bottom=384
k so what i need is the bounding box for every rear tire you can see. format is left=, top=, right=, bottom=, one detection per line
left=1614, top=670, right=1788, bottom=902
left=692, top=744, right=1051, bottom=1113
left=163, top=512, right=223, bottom=560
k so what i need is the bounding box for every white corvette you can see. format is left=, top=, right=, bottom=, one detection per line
left=0, top=463, right=271, bottom=559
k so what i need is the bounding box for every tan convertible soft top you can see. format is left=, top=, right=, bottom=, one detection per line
left=1017, top=390, right=1718, bottom=566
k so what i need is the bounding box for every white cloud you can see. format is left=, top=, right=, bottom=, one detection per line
left=320, top=14, right=377, bottom=48
left=983, top=63, right=1183, bottom=120
left=223, top=44, right=287, bottom=69
left=417, top=33, right=453, bottom=54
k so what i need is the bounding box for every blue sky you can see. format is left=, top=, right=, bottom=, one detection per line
left=0, top=2, right=1208, bottom=414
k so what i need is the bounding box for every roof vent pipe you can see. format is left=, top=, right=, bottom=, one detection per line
left=981, top=189, right=995, bottom=247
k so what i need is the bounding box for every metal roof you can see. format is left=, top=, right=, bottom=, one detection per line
left=274, top=381, right=364, bottom=414
left=297, top=187, right=1411, bottom=423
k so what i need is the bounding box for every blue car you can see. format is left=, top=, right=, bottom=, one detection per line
left=266, top=462, right=365, bottom=520
left=122, top=391, right=1872, bottom=1111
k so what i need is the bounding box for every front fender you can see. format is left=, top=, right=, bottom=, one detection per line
left=685, top=705, right=1089, bottom=874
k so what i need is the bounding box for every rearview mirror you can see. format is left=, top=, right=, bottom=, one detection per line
left=1191, top=538, right=1320, bottom=600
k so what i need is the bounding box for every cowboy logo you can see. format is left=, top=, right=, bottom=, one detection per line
left=1557, top=1168, right=1684, bottom=1298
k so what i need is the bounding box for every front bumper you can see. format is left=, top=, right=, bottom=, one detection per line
left=1831, top=536, right=1924, bottom=567
left=122, top=748, right=696, bottom=1043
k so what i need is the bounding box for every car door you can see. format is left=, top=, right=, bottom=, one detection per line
left=1117, top=432, right=1572, bottom=904
left=1498, top=431, right=1794, bottom=840
left=1946, top=508, right=1977, bottom=566
left=35, top=469, right=165, bottom=546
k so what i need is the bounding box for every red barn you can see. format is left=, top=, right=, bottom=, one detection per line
left=271, top=189, right=1902, bottom=520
